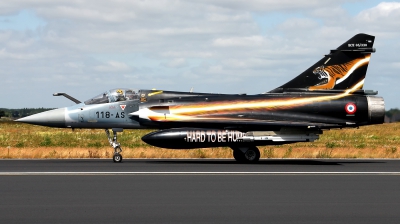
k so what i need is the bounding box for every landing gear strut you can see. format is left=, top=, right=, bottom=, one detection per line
left=105, top=128, right=123, bottom=163
left=232, top=146, right=260, bottom=163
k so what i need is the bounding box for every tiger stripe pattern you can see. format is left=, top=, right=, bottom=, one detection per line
left=309, top=56, right=370, bottom=90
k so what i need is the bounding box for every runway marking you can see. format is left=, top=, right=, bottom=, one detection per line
left=1, top=172, right=400, bottom=176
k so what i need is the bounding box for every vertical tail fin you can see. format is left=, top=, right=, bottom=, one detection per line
left=269, top=33, right=375, bottom=93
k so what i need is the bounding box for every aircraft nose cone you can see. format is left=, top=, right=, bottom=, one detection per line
left=16, top=108, right=66, bottom=128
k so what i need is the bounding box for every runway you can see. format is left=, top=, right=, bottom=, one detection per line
left=1, top=159, right=400, bottom=223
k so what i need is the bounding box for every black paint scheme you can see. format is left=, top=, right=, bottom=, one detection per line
left=17, top=34, right=385, bottom=162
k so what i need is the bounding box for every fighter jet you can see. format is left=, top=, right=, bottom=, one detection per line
left=17, top=33, right=384, bottom=163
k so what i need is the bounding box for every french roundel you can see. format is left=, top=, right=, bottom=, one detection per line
left=345, top=103, right=357, bottom=114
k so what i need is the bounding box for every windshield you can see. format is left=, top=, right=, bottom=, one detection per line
left=84, top=88, right=139, bottom=105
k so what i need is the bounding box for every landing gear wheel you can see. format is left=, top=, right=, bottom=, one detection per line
left=113, top=154, right=123, bottom=163
left=233, top=149, right=246, bottom=163
left=232, top=147, right=260, bottom=163
left=244, top=147, right=260, bottom=163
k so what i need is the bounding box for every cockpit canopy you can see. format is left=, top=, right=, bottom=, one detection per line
left=84, top=88, right=139, bottom=105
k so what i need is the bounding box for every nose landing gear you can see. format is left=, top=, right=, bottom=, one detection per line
left=113, top=153, right=122, bottom=163
left=105, top=128, right=123, bottom=163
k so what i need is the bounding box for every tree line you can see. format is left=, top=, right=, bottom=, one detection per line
left=0, top=108, right=55, bottom=119
left=385, top=108, right=400, bottom=123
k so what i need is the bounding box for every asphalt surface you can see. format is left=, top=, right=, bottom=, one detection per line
left=1, top=159, right=400, bottom=224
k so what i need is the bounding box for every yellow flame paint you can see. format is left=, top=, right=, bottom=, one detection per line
left=148, top=79, right=364, bottom=122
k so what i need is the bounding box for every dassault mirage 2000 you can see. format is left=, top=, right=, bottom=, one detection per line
left=17, top=33, right=385, bottom=163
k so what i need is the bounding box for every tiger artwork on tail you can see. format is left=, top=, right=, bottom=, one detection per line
left=309, top=55, right=370, bottom=90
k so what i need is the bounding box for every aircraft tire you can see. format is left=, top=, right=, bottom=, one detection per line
left=113, top=154, right=123, bottom=163
left=233, top=149, right=246, bottom=163
left=244, top=147, right=260, bottom=163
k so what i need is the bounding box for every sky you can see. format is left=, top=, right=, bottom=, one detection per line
left=0, top=0, right=399, bottom=109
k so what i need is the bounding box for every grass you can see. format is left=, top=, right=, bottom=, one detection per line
left=1, top=120, right=400, bottom=159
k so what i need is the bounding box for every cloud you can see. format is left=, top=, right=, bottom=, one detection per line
left=355, top=2, right=400, bottom=35
left=192, top=0, right=352, bottom=12
left=277, top=18, right=320, bottom=34
left=1, top=1, right=400, bottom=109
left=93, top=61, right=130, bottom=73
left=161, top=58, right=189, bottom=68
left=213, top=35, right=264, bottom=47
left=357, top=2, right=400, bottom=20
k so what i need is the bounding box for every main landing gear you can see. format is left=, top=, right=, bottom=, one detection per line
left=231, top=146, right=260, bottom=163
left=105, top=128, right=123, bottom=163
